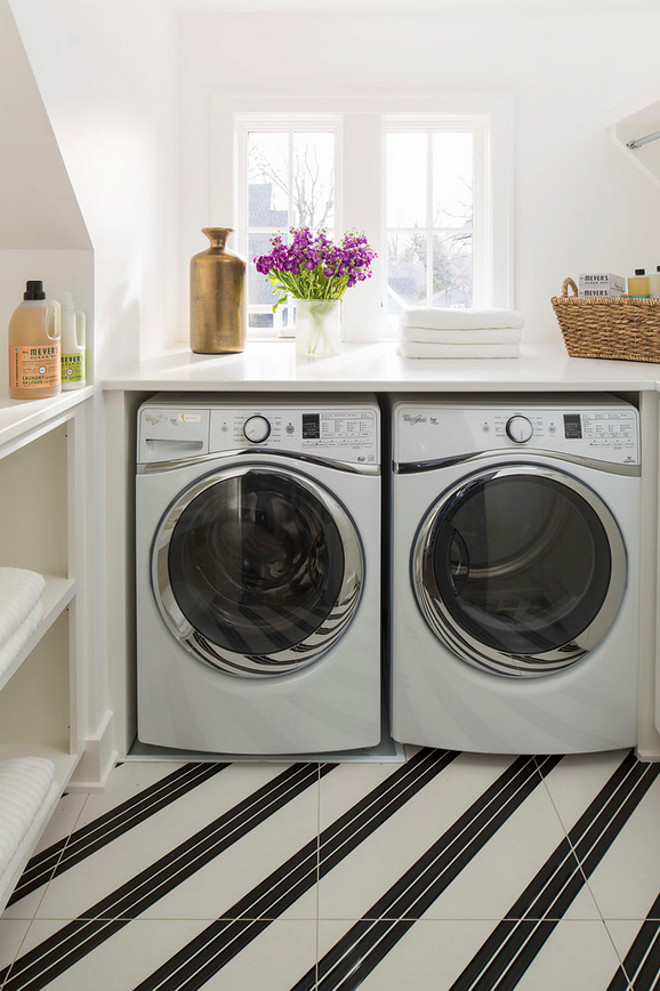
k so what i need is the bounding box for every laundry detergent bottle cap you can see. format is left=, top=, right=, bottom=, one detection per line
left=54, top=289, right=86, bottom=391
left=23, top=280, right=46, bottom=300
left=8, top=280, right=61, bottom=400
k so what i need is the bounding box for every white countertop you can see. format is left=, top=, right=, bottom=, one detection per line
left=102, top=339, right=660, bottom=393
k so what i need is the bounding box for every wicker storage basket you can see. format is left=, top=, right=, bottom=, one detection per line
left=551, top=277, right=660, bottom=363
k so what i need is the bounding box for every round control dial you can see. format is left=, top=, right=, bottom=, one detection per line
left=243, top=415, right=271, bottom=444
left=506, top=415, right=533, bottom=444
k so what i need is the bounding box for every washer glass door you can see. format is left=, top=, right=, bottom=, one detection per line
left=413, top=466, right=627, bottom=677
left=153, top=466, right=363, bottom=677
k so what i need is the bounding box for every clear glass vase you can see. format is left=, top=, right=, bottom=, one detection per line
left=294, top=299, right=341, bottom=357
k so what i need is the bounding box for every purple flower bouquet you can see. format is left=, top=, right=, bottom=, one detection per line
left=254, top=227, right=377, bottom=356
left=254, top=227, right=377, bottom=309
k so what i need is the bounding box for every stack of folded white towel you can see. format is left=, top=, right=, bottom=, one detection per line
left=399, top=307, right=524, bottom=359
left=0, top=567, right=45, bottom=681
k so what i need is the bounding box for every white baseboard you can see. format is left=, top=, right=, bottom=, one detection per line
left=68, top=710, right=117, bottom=793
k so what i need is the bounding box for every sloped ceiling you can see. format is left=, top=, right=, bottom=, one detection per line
left=0, top=0, right=91, bottom=249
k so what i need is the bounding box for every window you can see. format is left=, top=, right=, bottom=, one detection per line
left=214, top=95, right=512, bottom=342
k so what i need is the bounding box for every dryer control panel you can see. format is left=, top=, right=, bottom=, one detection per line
left=393, top=397, right=640, bottom=468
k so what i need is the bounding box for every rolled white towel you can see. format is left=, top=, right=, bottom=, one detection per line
left=398, top=341, right=520, bottom=359
left=401, top=307, right=524, bottom=331
left=0, top=602, right=44, bottom=680
left=401, top=326, right=521, bottom=345
left=0, top=568, right=46, bottom=647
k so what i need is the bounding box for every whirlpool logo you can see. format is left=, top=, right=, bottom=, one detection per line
left=402, top=413, right=427, bottom=426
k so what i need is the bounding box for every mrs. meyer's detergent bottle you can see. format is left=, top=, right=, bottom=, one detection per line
left=8, top=281, right=61, bottom=400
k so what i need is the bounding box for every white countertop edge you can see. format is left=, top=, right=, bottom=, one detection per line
left=101, top=340, right=660, bottom=393
left=0, top=386, right=94, bottom=452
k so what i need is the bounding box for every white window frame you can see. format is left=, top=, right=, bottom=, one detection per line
left=211, top=92, right=513, bottom=343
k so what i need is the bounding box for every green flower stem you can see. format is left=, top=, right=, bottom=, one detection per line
left=267, top=265, right=350, bottom=310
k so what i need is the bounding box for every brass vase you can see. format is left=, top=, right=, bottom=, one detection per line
left=190, top=227, right=246, bottom=354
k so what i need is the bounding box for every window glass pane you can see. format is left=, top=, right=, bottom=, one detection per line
left=249, top=312, right=274, bottom=329
left=386, top=132, right=427, bottom=228
left=432, top=233, right=473, bottom=307
left=249, top=232, right=279, bottom=307
left=292, top=132, right=335, bottom=228
left=432, top=132, right=473, bottom=229
left=248, top=132, right=289, bottom=226
left=387, top=231, right=428, bottom=308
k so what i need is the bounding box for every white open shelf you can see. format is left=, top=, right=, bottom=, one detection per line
left=0, top=574, right=76, bottom=696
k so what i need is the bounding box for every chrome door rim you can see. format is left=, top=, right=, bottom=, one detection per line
left=412, top=465, right=627, bottom=678
left=152, top=464, right=364, bottom=677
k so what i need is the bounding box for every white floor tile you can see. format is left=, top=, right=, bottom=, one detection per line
left=580, top=775, right=660, bottom=921
left=318, top=752, right=521, bottom=920
left=417, top=782, right=579, bottom=921
left=513, top=920, right=627, bottom=991
left=34, top=763, right=316, bottom=921
left=12, top=917, right=316, bottom=991
left=540, top=750, right=630, bottom=831
left=0, top=919, right=30, bottom=972
left=318, top=918, right=497, bottom=990
left=33, top=792, right=88, bottom=855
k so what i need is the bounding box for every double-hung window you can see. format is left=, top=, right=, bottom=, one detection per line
left=214, top=95, right=512, bottom=341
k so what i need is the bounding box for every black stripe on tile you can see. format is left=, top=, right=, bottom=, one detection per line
left=608, top=890, right=660, bottom=991
left=132, top=747, right=458, bottom=991
left=290, top=754, right=558, bottom=991
left=0, top=761, right=325, bottom=991
left=9, top=762, right=229, bottom=906
left=449, top=752, right=660, bottom=991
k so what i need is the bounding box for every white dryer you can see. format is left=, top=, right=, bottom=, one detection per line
left=136, top=394, right=381, bottom=755
left=390, top=395, right=641, bottom=754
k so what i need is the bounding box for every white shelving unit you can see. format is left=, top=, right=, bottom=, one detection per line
left=610, top=87, right=660, bottom=190
left=0, top=386, right=92, bottom=907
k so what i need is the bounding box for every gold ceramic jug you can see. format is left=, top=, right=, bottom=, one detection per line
left=190, top=227, right=246, bottom=353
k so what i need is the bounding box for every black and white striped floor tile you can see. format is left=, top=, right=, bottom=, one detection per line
left=0, top=747, right=658, bottom=990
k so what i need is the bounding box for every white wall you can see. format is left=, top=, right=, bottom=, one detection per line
left=179, top=8, right=660, bottom=342
left=9, top=0, right=180, bottom=370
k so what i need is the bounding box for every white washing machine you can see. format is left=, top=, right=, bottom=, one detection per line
left=390, top=395, right=641, bottom=754
left=136, top=394, right=381, bottom=755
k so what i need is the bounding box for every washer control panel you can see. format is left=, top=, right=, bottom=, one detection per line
left=214, top=407, right=378, bottom=464
left=136, top=396, right=380, bottom=466
left=395, top=399, right=640, bottom=467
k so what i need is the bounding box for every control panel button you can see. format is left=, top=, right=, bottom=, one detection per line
left=243, top=415, right=271, bottom=444
left=506, top=415, right=534, bottom=444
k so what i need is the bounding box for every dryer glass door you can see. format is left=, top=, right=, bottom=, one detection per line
left=413, top=466, right=627, bottom=677
left=153, top=466, right=363, bottom=677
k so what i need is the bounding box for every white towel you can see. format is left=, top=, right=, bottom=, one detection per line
left=0, top=757, right=57, bottom=911
left=402, top=326, right=522, bottom=345
left=401, top=307, right=524, bottom=331
left=0, top=602, right=44, bottom=681
left=0, top=568, right=46, bottom=647
left=398, top=341, right=520, bottom=359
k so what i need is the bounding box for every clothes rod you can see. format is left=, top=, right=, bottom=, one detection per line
left=626, top=128, right=660, bottom=150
